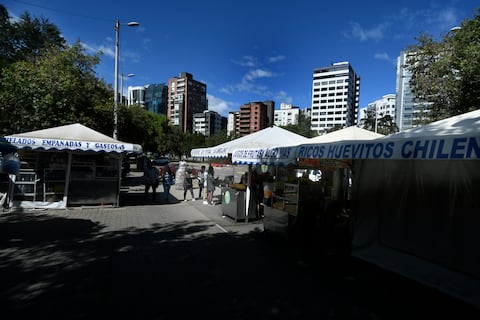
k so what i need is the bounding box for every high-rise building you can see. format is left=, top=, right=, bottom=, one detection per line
left=144, top=84, right=168, bottom=114
left=263, top=100, right=275, bottom=127
left=128, top=86, right=146, bottom=107
left=193, top=110, right=225, bottom=136
left=311, top=62, right=360, bottom=134
left=238, top=101, right=270, bottom=136
left=167, top=72, right=207, bottom=133
left=396, top=51, right=431, bottom=131
left=127, top=83, right=168, bottom=115
left=227, top=111, right=239, bottom=137
left=274, top=103, right=300, bottom=126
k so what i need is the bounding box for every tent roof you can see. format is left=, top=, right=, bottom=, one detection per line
left=382, top=108, right=480, bottom=139
left=11, top=123, right=119, bottom=142
left=309, top=126, right=384, bottom=143
left=0, top=136, right=17, bottom=155
left=5, top=123, right=142, bottom=154
left=191, top=126, right=309, bottom=158
left=297, top=110, right=480, bottom=161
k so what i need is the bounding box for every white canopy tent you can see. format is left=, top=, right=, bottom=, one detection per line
left=350, top=109, right=480, bottom=308
left=226, top=113, right=480, bottom=306
left=191, top=126, right=309, bottom=221
left=5, top=123, right=142, bottom=209
left=308, top=126, right=384, bottom=143
left=6, top=123, right=142, bottom=153
left=191, top=126, right=309, bottom=160
left=231, top=126, right=384, bottom=165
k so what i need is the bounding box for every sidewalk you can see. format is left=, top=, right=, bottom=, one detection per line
left=119, top=168, right=264, bottom=235
left=1, top=169, right=478, bottom=319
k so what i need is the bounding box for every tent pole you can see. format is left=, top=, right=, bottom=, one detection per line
left=63, top=152, right=72, bottom=208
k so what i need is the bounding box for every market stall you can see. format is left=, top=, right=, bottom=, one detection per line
left=346, top=110, right=480, bottom=308
left=0, top=137, right=19, bottom=208
left=5, top=123, right=142, bottom=209
left=191, top=126, right=309, bottom=222
left=230, top=114, right=480, bottom=306
left=231, top=126, right=384, bottom=247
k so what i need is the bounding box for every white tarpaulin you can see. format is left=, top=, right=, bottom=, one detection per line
left=191, top=126, right=309, bottom=159
left=231, top=126, right=384, bottom=165
left=351, top=109, right=480, bottom=308
left=296, top=110, right=480, bottom=160
left=232, top=145, right=298, bottom=165
left=5, top=123, right=142, bottom=154
left=308, top=126, right=384, bottom=143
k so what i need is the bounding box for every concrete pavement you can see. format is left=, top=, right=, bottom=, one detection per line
left=0, top=168, right=478, bottom=319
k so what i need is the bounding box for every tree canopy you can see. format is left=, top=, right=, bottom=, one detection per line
left=405, top=8, right=480, bottom=122
left=0, top=5, right=183, bottom=157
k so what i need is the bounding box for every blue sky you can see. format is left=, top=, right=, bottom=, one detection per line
left=5, top=0, right=478, bottom=117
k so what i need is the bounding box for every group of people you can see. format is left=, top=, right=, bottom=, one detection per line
left=196, top=165, right=216, bottom=205
left=143, top=160, right=215, bottom=205
left=143, top=159, right=174, bottom=201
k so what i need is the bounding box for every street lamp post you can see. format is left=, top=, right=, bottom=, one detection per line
left=121, top=73, right=136, bottom=106
left=113, top=20, right=139, bottom=140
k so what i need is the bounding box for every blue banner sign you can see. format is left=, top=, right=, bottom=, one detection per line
left=297, top=136, right=480, bottom=160
left=5, top=136, right=139, bottom=153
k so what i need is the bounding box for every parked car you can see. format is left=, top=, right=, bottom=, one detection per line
left=158, top=162, right=198, bottom=180
left=153, top=157, right=170, bottom=166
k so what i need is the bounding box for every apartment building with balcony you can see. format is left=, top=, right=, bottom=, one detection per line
left=167, top=72, right=207, bottom=133
left=274, top=103, right=300, bottom=126
left=193, top=110, right=226, bottom=137
left=311, top=61, right=360, bottom=134
left=238, top=101, right=271, bottom=136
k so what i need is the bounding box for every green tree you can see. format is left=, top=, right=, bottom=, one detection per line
left=0, top=6, right=65, bottom=67
left=281, top=112, right=315, bottom=138
left=205, top=130, right=229, bottom=147
left=182, top=132, right=205, bottom=157
left=0, top=42, right=110, bottom=134
left=406, top=8, right=480, bottom=122
left=361, top=108, right=377, bottom=132
left=361, top=108, right=398, bottom=135
left=118, top=105, right=151, bottom=145
left=0, top=5, right=14, bottom=69
left=376, top=115, right=398, bottom=135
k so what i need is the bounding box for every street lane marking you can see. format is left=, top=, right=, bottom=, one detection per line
left=215, top=223, right=228, bottom=233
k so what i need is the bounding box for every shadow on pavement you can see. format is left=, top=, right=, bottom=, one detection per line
left=0, top=212, right=478, bottom=320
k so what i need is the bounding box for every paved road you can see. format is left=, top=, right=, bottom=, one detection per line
left=0, top=166, right=478, bottom=319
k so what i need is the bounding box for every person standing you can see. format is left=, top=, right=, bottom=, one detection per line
left=162, top=165, right=173, bottom=202
left=183, top=169, right=195, bottom=201
left=198, top=165, right=206, bottom=201
left=206, top=165, right=215, bottom=206
left=144, top=160, right=160, bottom=201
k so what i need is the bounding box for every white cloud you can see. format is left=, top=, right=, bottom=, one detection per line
left=81, top=42, right=115, bottom=58
left=275, top=91, right=293, bottom=104
left=231, top=55, right=258, bottom=67
left=348, top=22, right=388, bottom=42
left=268, top=55, right=286, bottom=63
left=426, top=7, right=459, bottom=30
left=81, top=41, right=139, bottom=63
left=374, top=52, right=397, bottom=66
left=207, top=94, right=234, bottom=115
left=243, top=69, right=274, bottom=82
